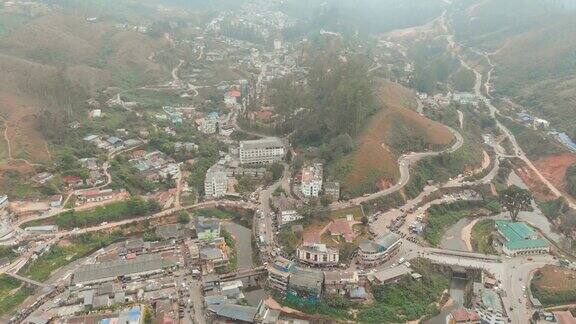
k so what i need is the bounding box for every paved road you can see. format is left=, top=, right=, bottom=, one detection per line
left=344, top=126, right=464, bottom=206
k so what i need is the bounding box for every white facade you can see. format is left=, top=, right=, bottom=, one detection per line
left=204, top=168, right=228, bottom=198
left=0, top=195, right=8, bottom=211
left=301, top=163, right=323, bottom=197
left=239, top=138, right=285, bottom=165
left=279, top=210, right=302, bottom=226
left=296, top=243, right=339, bottom=267
left=199, top=118, right=217, bottom=134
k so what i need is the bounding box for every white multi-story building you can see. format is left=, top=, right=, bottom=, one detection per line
left=301, top=163, right=323, bottom=197
left=296, top=243, right=339, bottom=267
left=0, top=195, right=8, bottom=211
left=204, top=166, right=228, bottom=198
left=239, top=137, right=285, bottom=165
left=358, top=232, right=401, bottom=267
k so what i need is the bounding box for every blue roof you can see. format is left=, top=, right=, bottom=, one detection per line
left=559, top=132, right=576, bottom=151
left=107, top=137, right=123, bottom=144
left=350, top=286, right=366, bottom=298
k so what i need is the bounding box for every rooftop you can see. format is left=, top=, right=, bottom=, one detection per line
left=208, top=304, right=258, bottom=323
left=289, top=267, right=324, bottom=293
left=240, top=137, right=284, bottom=150
left=371, top=266, right=411, bottom=283
left=73, top=254, right=175, bottom=284
left=496, top=220, right=549, bottom=250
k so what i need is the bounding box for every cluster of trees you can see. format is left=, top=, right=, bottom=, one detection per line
left=566, top=164, right=576, bottom=198
left=109, top=156, right=159, bottom=194
left=38, top=198, right=161, bottom=229
left=292, top=56, right=377, bottom=147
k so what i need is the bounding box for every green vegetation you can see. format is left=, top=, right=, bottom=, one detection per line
left=531, top=266, right=576, bottom=306
left=566, top=164, right=576, bottom=198
left=499, top=185, right=532, bottom=221
left=424, top=201, right=496, bottom=246
left=0, top=246, right=17, bottom=262
left=357, top=259, right=450, bottom=322
left=409, top=39, right=459, bottom=94
left=272, top=54, right=377, bottom=147
left=193, top=207, right=253, bottom=228
left=178, top=210, right=191, bottom=224
left=471, top=219, right=497, bottom=254
left=19, top=231, right=123, bottom=282
left=498, top=117, right=566, bottom=159
left=451, top=67, right=476, bottom=92
left=278, top=226, right=301, bottom=256
left=109, top=156, right=160, bottom=194
left=0, top=275, right=32, bottom=316
left=281, top=292, right=359, bottom=321
left=221, top=229, right=237, bottom=272
left=538, top=198, right=568, bottom=221
left=0, top=169, right=61, bottom=200
left=23, top=198, right=161, bottom=229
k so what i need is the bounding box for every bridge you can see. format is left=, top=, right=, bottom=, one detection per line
left=218, top=266, right=267, bottom=282
left=425, top=247, right=501, bottom=262
left=5, top=272, right=51, bottom=289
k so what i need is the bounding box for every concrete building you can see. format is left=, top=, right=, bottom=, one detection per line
left=324, top=181, right=340, bottom=200
left=287, top=267, right=324, bottom=303
left=195, top=217, right=221, bottom=241
left=0, top=195, right=8, bottom=214
left=77, top=189, right=114, bottom=203
left=239, top=137, right=285, bottom=165
left=296, top=243, right=339, bottom=267
left=495, top=221, right=550, bottom=256
left=204, top=166, right=228, bottom=198
left=358, top=232, right=401, bottom=267
left=301, top=163, right=323, bottom=197
left=277, top=210, right=302, bottom=227
left=72, top=254, right=176, bottom=285
left=449, top=308, right=480, bottom=324
left=267, top=256, right=294, bottom=292
left=323, top=270, right=359, bottom=295
left=24, top=225, right=59, bottom=234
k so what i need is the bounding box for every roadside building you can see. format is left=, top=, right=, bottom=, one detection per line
left=323, top=270, right=359, bottom=295
left=369, top=266, right=412, bottom=285
left=72, top=254, right=176, bottom=285
left=296, top=243, right=339, bottom=267
left=358, top=232, right=401, bottom=267
left=204, top=166, right=228, bottom=198
left=301, top=163, right=323, bottom=197
left=267, top=256, right=294, bottom=292
left=287, top=267, right=324, bottom=303
left=495, top=221, right=550, bottom=256
left=49, top=195, right=63, bottom=208
left=77, top=189, right=115, bottom=204
left=324, top=181, right=340, bottom=200
left=449, top=308, right=480, bottom=324
left=239, top=137, right=285, bottom=165
left=195, top=217, right=221, bottom=241
left=200, top=247, right=228, bottom=270
left=0, top=195, right=8, bottom=211
left=24, top=225, right=59, bottom=234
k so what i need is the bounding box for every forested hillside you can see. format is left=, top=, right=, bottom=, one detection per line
left=452, top=0, right=576, bottom=134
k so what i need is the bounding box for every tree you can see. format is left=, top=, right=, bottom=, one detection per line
left=320, top=194, right=333, bottom=207
left=178, top=210, right=191, bottom=224
left=268, top=162, right=285, bottom=181
left=499, top=185, right=532, bottom=221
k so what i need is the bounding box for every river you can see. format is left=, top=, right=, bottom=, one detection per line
left=426, top=278, right=467, bottom=324
left=222, top=221, right=266, bottom=306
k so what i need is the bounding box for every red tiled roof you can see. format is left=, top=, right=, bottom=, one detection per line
left=328, top=218, right=354, bottom=241
left=450, top=308, right=479, bottom=322
left=228, top=90, right=241, bottom=97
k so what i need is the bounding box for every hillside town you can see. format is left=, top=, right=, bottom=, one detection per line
left=1, top=0, right=576, bottom=324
